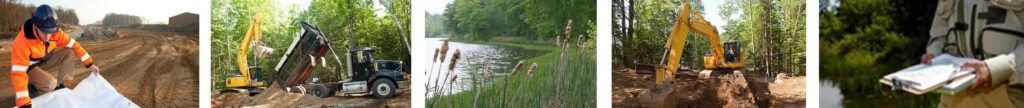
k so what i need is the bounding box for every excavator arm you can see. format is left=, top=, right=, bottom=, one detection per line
left=656, top=4, right=727, bottom=85
left=235, top=15, right=262, bottom=86
left=640, top=3, right=745, bottom=107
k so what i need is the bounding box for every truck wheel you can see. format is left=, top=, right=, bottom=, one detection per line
left=311, top=85, right=334, bottom=98
left=372, top=79, right=397, bottom=98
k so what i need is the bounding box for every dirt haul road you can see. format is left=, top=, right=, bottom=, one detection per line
left=213, top=84, right=410, bottom=108
left=0, top=28, right=198, bottom=107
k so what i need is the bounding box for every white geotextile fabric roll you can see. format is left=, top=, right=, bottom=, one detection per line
left=31, top=73, right=139, bottom=108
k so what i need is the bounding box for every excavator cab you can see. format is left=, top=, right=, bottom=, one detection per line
left=723, top=40, right=741, bottom=63
left=226, top=67, right=266, bottom=87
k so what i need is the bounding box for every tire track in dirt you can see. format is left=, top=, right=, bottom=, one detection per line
left=0, top=28, right=198, bottom=107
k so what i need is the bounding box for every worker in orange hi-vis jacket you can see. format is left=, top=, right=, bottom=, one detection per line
left=10, top=4, right=101, bottom=107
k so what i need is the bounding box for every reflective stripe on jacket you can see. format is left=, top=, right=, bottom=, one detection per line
left=10, top=19, right=94, bottom=106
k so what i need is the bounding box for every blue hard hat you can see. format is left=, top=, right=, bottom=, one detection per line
left=32, top=4, right=58, bottom=33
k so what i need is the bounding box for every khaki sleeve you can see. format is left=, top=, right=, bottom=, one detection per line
left=928, top=0, right=953, bottom=54
left=984, top=54, right=1015, bottom=85
left=984, top=41, right=1024, bottom=85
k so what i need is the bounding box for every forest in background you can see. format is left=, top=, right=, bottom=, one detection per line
left=612, top=0, right=805, bottom=77
left=0, top=0, right=79, bottom=35
left=211, top=0, right=410, bottom=90
left=820, top=0, right=940, bottom=107
left=426, top=0, right=595, bottom=42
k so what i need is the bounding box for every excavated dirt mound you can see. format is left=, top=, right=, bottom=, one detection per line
left=768, top=76, right=806, bottom=107
left=212, top=84, right=410, bottom=108
left=613, top=65, right=800, bottom=108
left=0, top=28, right=198, bottom=107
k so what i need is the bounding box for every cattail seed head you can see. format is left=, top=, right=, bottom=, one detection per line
left=432, top=48, right=440, bottom=62
left=451, top=75, right=458, bottom=82
left=448, top=49, right=461, bottom=71
left=577, top=34, right=585, bottom=47
left=556, top=35, right=561, bottom=47
left=484, top=64, right=492, bottom=78
left=527, top=63, right=538, bottom=76
left=439, top=40, right=450, bottom=62
left=564, top=20, right=574, bottom=36
left=510, top=60, right=524, bottom=76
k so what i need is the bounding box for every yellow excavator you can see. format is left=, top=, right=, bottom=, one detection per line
left=640, top=3, right=745, bottom=107
left=223, top=15, right=269, bottom=95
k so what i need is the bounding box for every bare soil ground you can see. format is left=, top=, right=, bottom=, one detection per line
left=212, top=84, right=410, bottom=108
left=612, top=65, right=805, bottom=108
left=0, top=28, right=198, bottom=107
left=768, top=76, right=806, bottom=108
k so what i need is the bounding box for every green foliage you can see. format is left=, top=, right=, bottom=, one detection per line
left=820, top=0, right=940, bottom=107
left=212, top=0, right=293, bottom=90
left=440, top=0, right=594, bottom=41
left=612, top=0, right=805, bottom=76
left=211, top=0, right=410, bottom=90
left=718, top=0, right=807, bottom=76
left=426, top=12, right=447, bottom=36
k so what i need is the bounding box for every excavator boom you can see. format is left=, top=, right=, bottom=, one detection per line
left=656, top=4, right=742, bottom=85
left=228, top=15, right=262, bottom=87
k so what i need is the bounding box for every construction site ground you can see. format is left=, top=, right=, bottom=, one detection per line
left=612, top=65, right=805, bottom=108
left=212, top=84, right=410, bottom=108
left=0, top=27, right=199, bottom=107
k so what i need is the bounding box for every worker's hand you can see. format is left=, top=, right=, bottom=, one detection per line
left=921, top=53, right=936, bottom=65
left=960, top=59, right=991, bottom=91
left=89, top=65, right=101, bottom=74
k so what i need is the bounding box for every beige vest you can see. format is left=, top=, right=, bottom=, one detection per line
left=929, top=0, right=1024, bottom=107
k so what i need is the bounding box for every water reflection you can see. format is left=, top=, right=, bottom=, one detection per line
left=821, top=81, right=843, bottom=108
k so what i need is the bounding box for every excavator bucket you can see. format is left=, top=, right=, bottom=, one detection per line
left=638, top=80, right=677, bottom=108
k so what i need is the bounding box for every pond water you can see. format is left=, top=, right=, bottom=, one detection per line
left=423, top=38, right=541, bottom=98
left=818, top=78, right=940, bottom=107
left=820, top=81, right=844, bottom=108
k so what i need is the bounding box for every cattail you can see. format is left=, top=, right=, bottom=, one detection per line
left=527, top=63, right=538, bottom=76
left=556, top=35, right=561, bottom=47
left=577, top=34, right=585, bottom=47
left=564, top=20, right=574, bottom=37
left=432, top=48, right=440, bottom=62
left=484, top=64, right=492, bottom=78
left=499, top=60, right=523, bottom=107
left=510, top=60, right=524, bottom=75
left=451, top=75, right=458, bottom=82
left=439, top=40, right=450, bottom=63
left=449, top=49, right=461, bottom=70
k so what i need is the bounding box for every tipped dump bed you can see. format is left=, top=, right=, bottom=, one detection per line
left=272, top=22, right=332, bottom=88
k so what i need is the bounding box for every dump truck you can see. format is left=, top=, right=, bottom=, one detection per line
left=223, top=15, right=409, bottom=98
left=272, top=22, right=409, bottom=98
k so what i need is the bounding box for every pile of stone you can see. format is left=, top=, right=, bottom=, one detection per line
left=77, top=27, right=118, bottom=41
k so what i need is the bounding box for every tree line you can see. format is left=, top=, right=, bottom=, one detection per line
left=613, top=0, right=805, bottom=77
left=439, top=0, right=595, bottom=41
left=1, top=0, right=79, bottom=34
left=211, top=0, right=410, bottom=90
